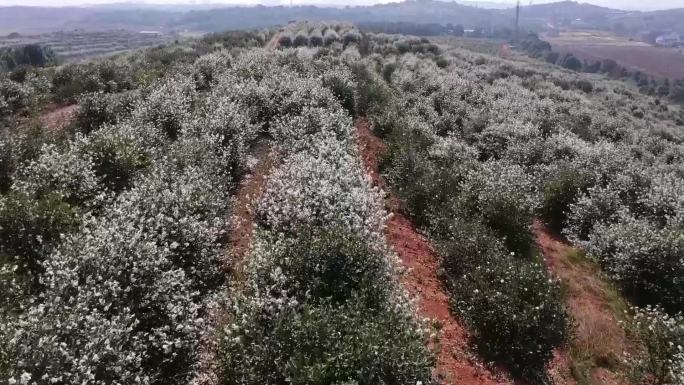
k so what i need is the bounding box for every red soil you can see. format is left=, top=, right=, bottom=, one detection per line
left=265, top=31, right=282, bottom=50
left=39, top=104, right=79, bottom=132
left=196, top=143, right=277, bottom=385
left=534, top=220, right=631, bottom=385
left=225, top=142, right=277, bottom=273
left=356, top=118, right=510, bottom=385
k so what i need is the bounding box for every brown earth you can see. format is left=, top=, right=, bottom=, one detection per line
left=39, top=104, right=79, bottom=132
left=534, top=220, right=632, bottom=385
left=356, top=118, right=511, bottom=385
left=196, top=142, right=277, bottom=385
left=265, top=31, right=282, bottom=50
left=224, top=142, right=277, bottom=275
left=545, top=34, right=684, bottom=79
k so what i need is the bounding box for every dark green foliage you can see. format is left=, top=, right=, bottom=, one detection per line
left=574, top=80, right=593, bottom=93
left=351, top=64, right=393, bottom=116
left=435, top=56, right=448, bottom=68
left=561, top=54, right=583, bottom=71
left=84, top=131, right=150, bottom=194
left=592, top=222, right=684, bottom=314
left=272, top=228, right=389, bottom=306
left=545, top=51, right=560, bottom=64
left=201, top=30, right=266, bottom=49
left=220, top=297, right=434, bottom=385
left=377, top=94, right=570, bottom=383
left=76, top=91, right=139, bottom=135
left=52, top=62, right=134, bottom=103
left=442, top=236, right=570, bottom=381
left=434, top=219, right=570, bottom=382
left=0, top=138, right=12, bottom=194
left=0, top=191, right=81, bottom=283
left=219, top=229, right=434, bottom=385
left=0, top=44, right=56, bottom=71
left=540, top=167, right=592, bottom=232
left=321, top=72, right=356, bottom=115
left=519, top=34, right=553, bottom=59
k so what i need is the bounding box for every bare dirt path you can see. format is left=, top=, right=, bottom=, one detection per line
left=534, top=220, right=632, bottom=385
left=356, top=118, right=510, bottom=385
left=39, top=104, right=79, bottom=132
left=197, top=142, right=277, bottom=385
left=265, top=31, right=282, bottom=50
left=224, top=141, right=277, bottom=276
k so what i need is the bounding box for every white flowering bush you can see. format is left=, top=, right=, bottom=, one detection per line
left=4, top=23, right=684, bottom=385
left=0, top=77, right=31, bottom=117
left=76, top=90, right=141, bottom=134
left=4, top=134, right=232, bottom=384
left=587, top=219, right=684, bottom=313
left=257, top=135, right=386, bottom=243
left=132, top=75, right=197, bottom=140
left=221, top=205, right=432, bottom=385
left=320, top=66, right=357, bottom=114
left=210, top=45, right=434, bottom=384
left=192, top=51, right=232, bottom=91
left=186, top=93, right=257, bottom=181
left=52, top=61, right=135, bottom=103
left=372, top=49, right=572, bottom=382
left=627, top=306, right=684, bottom=385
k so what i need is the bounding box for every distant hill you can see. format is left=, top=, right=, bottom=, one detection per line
left=0, top=0, right=682, bottom=36
left=166, top=1, right=513, bottom=32
left=0, top=6, right=97, bottom=34
left=516, top=1, right=621, bottom=18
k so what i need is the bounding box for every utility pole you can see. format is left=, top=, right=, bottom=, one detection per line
left=515, top=0, right=521, bottom=40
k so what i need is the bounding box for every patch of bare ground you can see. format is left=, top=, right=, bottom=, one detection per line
left=265, top=31, right=282, bottom=50
left=224, top=142, right=277, bottom=275
left=39, top=104, right=79, bottom=132
left=356, top=118, right=511, bottom=385
left=195, top=142, right=277, bottom=385
left=534, top=220, right=633, bottom=385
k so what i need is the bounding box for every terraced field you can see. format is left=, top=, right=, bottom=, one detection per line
left=0, top=30, right=174, bottom=61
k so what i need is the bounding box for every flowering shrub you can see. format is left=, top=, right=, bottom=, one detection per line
left=52, top=61, right=135, bottom=103
left=257, top=134, right=386, bottom=242
left=4, top=24, right=684, bottom=385
left=441, top=233, right=570, bottom=381
left=0, top=77, right=31, bottom=117
left=78, top=125, right=153, bottom=194
left=321, top=67, right=356, bottom=114
left=4, top=134, right=232, bottom=385
left=540, top=166, right=593, bottom=232
left=132, top=75, right=197, bottom=140
left=588, top=219, right=684, bottom=313
left=218, top=228, right=433, bottom=385
left=76, top=91, right=141, bottom=134
left=214, top=49, right=433, bottom=384
left=627, top=306, right=684, bottom=385
left=192, top=52, right=232, bottom=91
left=373, top=51, right=571, bottom=382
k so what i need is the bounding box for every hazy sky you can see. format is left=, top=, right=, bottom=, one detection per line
left=0, top=0, right=683, bottom=11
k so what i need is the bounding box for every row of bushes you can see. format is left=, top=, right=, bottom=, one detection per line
left=375, top=97, right=570, bottom=382
left=277, top=22, right=361, bottom=49
left=358, top=31, right=684, bottom=381
left=0, top=50, right=259, bottom=384
left=2, top=41, right=440, bottom=385
left=393, top=44, right=684, bottom=314
left=206, top=47, right=435, bottom=385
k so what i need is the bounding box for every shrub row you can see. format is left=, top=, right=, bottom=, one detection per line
left=0, top=50, right=255, bottom=384
left=213, top=49, right=435, bottom=385
left=377, top=101, right=570, bottom=382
